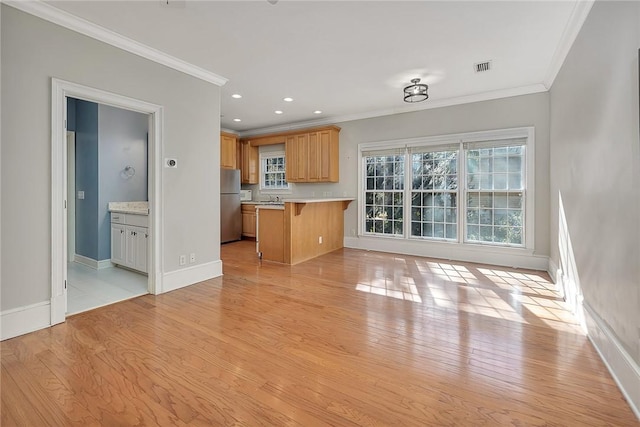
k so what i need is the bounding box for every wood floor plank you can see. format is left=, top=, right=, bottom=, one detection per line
left=1, top=240, right=638, bottom=425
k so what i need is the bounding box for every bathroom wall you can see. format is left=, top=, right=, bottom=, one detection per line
left=73, top=98, right=99, bottom=261
left=97, top=104, right=148, bottom=261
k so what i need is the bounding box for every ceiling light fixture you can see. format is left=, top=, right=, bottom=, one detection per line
left=275, top=110, right=283, bottom=115
left=403, top=78, right=429, bottom=103
left=283, top=97, right=293, bottom=102
left=231, top=94, right=242, bottom=99
left=233, top=118, right=242, bottom=122
left=313, top=110, right=322, bottom=114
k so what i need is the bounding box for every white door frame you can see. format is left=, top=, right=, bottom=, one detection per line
left=51, top=78, right=164, bottom=325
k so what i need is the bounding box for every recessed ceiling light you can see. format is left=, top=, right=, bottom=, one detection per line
left=231, top=94, right=242, bottom=99
left=233, top=118, right=242, bottom=122
left=313, top=110, right=322, bottom=114
left=283, top=97, right=293, bottom=102
left=275, top=110, right=283, bottom=115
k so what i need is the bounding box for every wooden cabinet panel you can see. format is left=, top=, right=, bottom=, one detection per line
left=285, top=133, right=309, bottom=182
left=285, top=127, right=339, bottom=183
left=240, top=141, right=259, bottom=184
left=307, top=129, right=338, bottom=182
left=318, top=129, right=337, bottom=182
left=241, top=204, right=257, bottom=238
left=221, top=132, right=238, bottom=169
left=258, top=208, right=284, bottom=263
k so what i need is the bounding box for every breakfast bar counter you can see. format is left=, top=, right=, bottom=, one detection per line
left=257, top=198, right=354, bottom=264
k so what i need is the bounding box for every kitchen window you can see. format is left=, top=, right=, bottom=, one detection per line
left=260, top=152, right=289, bottom=191
left=359, top=128, right=534, bottom=250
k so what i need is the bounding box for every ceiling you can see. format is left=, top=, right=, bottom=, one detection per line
left=45, top=1, right=586, bottom=136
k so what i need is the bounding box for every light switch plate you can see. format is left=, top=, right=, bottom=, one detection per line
left=77, top=191, right=85, bottom=200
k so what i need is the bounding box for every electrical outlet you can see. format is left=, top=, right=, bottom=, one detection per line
left=351, top=229, right=356, bottom=236
left=319, top=236, right=323, bottom=244
left=179, top=255, right=186, bottom=265
left=189, top=253, right=196, bottom=263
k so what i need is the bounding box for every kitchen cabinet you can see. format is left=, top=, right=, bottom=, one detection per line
left=285, top=126, right=339, bottom=183
left=111, top=213, right=148, bottom=274
left=256, top=199, right=353, bottom=264
left=285, top=133, right=309, bottom=182
left=240, top=140, right=259, bottom=184
left=221, top=132, right=238, bottom=169
left=308, top=128, right=339, bottom=182
left=257, top=207, right=285, bottom=263
left=241, top=203, right=257, bottom=238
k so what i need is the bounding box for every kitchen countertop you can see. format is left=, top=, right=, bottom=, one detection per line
left=108, top=201, right=149, bottom=215
left=243, top=197, right=354, bottom=205
left=283, top=197, right=355, bottom=203
left=255, top=204, right=284, bottom=210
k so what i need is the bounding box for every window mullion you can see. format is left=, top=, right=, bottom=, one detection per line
left=403, top=147, right=411, bottom=239
left=458, top=142, right=465, bottom=244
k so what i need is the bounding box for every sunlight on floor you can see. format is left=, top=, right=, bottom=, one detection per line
left=354, top=257, right=581, bottom=333
left=356, top=276, right=423, bottom=303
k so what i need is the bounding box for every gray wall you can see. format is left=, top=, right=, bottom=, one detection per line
left=1, top=5, right=221, bottom=311
left=74, top=99, right=99, bottom=260
left=250, top=92, right=551, bottom=257
left=549, top=1, right=640, bottom=361
left=98, top=104, right=148, bottom=260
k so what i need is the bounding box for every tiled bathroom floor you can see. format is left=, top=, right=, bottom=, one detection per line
left=67, top=262, right=148, bottom=315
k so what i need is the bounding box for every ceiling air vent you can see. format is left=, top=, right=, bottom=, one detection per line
left=474, top=61, right=492, bottom=73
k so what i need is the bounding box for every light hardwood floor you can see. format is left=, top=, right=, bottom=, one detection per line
left=2, top=240, right=637, bottom=425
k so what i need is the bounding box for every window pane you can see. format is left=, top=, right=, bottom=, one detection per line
left=445, top=224, right=457, bottom=240
left=464, top=144, right=525, bottom=246
left=363, top=154, right=404, bottom=237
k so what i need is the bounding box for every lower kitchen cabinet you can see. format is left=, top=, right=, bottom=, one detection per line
left=241, top=204, right=257, bottom=238
left=111, top=212, right=149, bottom=274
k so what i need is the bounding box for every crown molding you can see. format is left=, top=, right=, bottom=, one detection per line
left=543, top=0, right=594, bottom=89
left=238, top=83, right=548, bottom=137
left=4, top=0, right=228, bottom=87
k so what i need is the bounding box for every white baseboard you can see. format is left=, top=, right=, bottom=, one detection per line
left=547, top=258, right=564, bottom=294
left=343, top=236, right=549, bottom=270
left=1, top=301, right=51, bottom=341
left=74, top=254, right=112, bottom=270
left=583, top=302, right=640, bottom=420
left=162, top=260, right=223, bottom=293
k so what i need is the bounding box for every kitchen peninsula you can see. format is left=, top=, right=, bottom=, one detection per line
left=257, top=198, right=354, bottom=265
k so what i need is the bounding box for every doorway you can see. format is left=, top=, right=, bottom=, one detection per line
left=65, top=98, right=150, bottom=315
left=51, top=78, right=164, bottom=325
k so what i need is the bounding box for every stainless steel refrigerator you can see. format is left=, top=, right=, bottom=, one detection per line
left=220, top=168, right=242, bottom=243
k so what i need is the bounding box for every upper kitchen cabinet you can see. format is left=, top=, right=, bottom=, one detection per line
left=220, top=131, right=238, bottom=169
left=239, top=140, right=259, bottom=184
left=286, top=125, right=340, bottom=183
left=240, top=125, right=340, bottom=184
left=285, top=133, right=309, bottom=182
left=308, top=128, right=339, bottom=182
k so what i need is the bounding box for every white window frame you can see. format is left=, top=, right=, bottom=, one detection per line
left=260, top=151, right=290, bottom=192
left=357, top=127, right=535, bottom=253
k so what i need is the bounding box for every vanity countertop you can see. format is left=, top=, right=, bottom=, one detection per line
left=108, top=201, right=149, bottom=215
